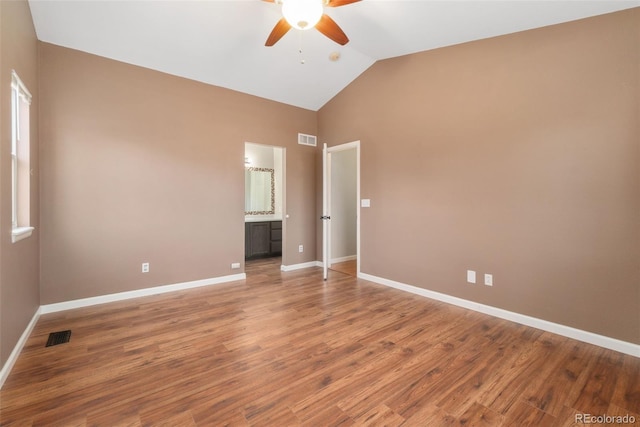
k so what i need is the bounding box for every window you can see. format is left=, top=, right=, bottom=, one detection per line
left=11, top=70, right=33, bottom=243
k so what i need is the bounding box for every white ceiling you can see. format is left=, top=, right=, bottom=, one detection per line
left=28, top=0, right=639, bottom=111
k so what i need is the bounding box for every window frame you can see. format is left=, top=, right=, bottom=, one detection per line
left=11, top=70, right=34, bottom=243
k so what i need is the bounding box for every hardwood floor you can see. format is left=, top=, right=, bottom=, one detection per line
left=1, top=258, right=638, bottom=426
left=330, top=260, right=357, bottom=277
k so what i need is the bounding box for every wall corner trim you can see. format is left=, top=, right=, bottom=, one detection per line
left=40, top=274, right=247, bottom=315
left=281, top=261, right=323, bottom=272
left=358, top=272, right=640, bottom=358
left=0, top=307, right=42, bottom=390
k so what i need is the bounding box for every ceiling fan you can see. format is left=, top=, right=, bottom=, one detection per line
left=264, top=0, right=361, bottom=47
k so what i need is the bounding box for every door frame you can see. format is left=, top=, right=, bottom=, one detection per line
left=323, top=140, right=361, bottom=279
left=244, top=142, right=287, bottom=266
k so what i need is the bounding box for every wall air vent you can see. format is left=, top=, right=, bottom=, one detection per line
left=298, top=133, right=317, bottom=147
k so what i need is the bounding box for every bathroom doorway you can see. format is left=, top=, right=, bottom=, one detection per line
left=244, top=142, right=286, bottom=269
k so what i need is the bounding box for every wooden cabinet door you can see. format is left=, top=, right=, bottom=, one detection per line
left=246, top=222, right=270, bottom=258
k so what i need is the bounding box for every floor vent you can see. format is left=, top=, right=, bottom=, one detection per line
left=46, top=330, right=72, bottom=347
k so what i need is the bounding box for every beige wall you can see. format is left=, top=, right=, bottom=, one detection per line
left=0, top=0, right=40, bottom=365
left=318, top=9, right=640, bottom=344
left=39, top=43, right=317, bottom=305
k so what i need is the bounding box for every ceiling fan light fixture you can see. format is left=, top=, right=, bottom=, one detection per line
left=282, top=0, right=323, bottom=30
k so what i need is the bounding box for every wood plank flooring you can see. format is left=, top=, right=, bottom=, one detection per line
left=1, top=258, right=639, bottom=426
left=330, top=260, right=357, bottom=277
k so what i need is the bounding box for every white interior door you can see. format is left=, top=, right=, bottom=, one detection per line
left=322, top=143, right=330, bottom=280
left=322, top=141, right=361, bottom=279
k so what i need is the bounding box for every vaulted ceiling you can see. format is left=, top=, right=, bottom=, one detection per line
left=28, top=1, right=639, bottom=111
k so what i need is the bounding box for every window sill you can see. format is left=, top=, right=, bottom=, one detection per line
left=12, top=226, right=34, bottom=243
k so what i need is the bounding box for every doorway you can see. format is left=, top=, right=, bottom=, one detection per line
left=244, top=142, right=286, bottom=271
left=322, top=141, right=360, bottom=279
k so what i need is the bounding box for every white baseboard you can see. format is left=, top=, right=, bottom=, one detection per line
left=331, top=255, right=357, bottom=264
left=40, top=273, right=246, bottom=314
left=0, top=307, right=41, bottom=389
left=358, top=272, right=640, bottom=358
left=281, top=261, right=322, bottom=272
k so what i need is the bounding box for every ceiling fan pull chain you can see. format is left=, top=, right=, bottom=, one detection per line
left=298, top=30, right=306, bottom=64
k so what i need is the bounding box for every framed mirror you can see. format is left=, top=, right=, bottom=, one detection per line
left=245, top=167, right=275, bottom=215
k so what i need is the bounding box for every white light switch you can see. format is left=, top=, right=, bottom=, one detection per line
left=484, top=274, right=493, bottom=286
left=361, top=199, right=371, bottom=208
left=467, top=270, right=476, bottom=284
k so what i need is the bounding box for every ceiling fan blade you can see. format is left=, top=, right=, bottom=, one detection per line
left=265, top=18, right=291, bottom=46
left=326, top=0, right=361, bottom=7
left=316, top=14, right=349, bottom=45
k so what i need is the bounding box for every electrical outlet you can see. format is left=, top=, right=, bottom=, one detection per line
left=467, top=270, right=476, bottom=284
left=142, top=262, right=149, bottom=273
left=231, top=262, right=240, bottom=269
left=298, top=245, right=304, bottom=253
left=484, top=274, right=493, bottom=286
